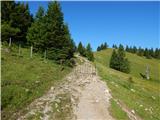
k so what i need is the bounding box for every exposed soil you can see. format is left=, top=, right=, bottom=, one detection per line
left=17, top=57, right=114, bottom=120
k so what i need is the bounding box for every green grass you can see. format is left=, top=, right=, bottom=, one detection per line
left=109, top=99, right=129, bottom=120
left=95, top=48, right=160, bottom=81
left=1, top=45, right=72, bottom=120
left=94, top=49, right=160, bottom=120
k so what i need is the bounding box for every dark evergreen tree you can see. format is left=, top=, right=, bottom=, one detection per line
left=1, top=1, right=33, bottom=44
left=1, top=1, right=15, bottom=23
left=129, top=46, right=133, bottom=53
left=144, top=48, right=151, bottom=59
left=149, top=48, right=154, bottom=57
left=126, top=45, right=129, bottom=52
left=78, top=42, right=86, bottom=56
left=112, top=44, right=115, bottom=48
left=137, top=47, right=144, bottom=56
left=112, top=44, right=117, bottom=49
left=114, top=44, right=118, bottom=49
left=63, top=24, right=76, bottom=59
left=97, top=46, right=101, bottom=51
left=27, top=6, right=46, bottom=52
left=27, top=1, right=75, bottom=64
left=109, top=49, right=118, bottom=69
left=2, top=22, right=20, bottom=44
left=104, top=42, right=108, bottom=49
left=97, top=42, right=108, bottom=51
left=10, top=2, right=33, bottom=44
left=133, top=46, right=137, bottom=53
left=110, top=44, right=130, bottom=73
left=154, top=48, right=160, bottom=59
left=100, top=44, right=104, bottom=50
left=86, top=43, right=94, bottom=61
left=44, top=1, right=75, bottom=63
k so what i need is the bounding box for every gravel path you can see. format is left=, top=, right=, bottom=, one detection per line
left=18, top=57, right=114, bottom=120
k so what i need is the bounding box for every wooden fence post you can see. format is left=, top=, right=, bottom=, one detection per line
left=146, top=65, right=150, bottom=80
left=9, top=37, right=11, bottom=47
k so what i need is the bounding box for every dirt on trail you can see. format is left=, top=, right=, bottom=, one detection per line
left=18, top=57, right=114, bottom=120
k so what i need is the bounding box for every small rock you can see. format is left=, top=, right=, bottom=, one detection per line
left=95, top=99, right=99, bottom=103
left=55, top=103, right=58, bottom=108
left=57, top=109, right=60, bottom=112
left=51, top=87, right=54, bottom=90
left=65, top=105, right=70, bottom=108
left=131, top=109, right=135, bottom=114
left=104, top=89, right=109, bottom=93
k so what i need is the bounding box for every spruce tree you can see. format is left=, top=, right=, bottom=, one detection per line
left=137, top=47, right=144, bottom=56
left=133, top=46, right=137, bottom=53
left=27, top=6, right=46, bottom=52
left=126, top=45, right=129, bottom=52
left=109, top=49, right=118, bottom=69
left=78, top=42, right=86, bottom=56
left=27, top=1, right=75, bottom=64
left=2, top=1, right=33, bottom=44
left=154, top=48, right=160, bottom=59
left=110, top=44, right=130, bottom=73
left=44, top=1, right=75, bottom=63
left=97, top=46, right=101, bottom=51
left=86, top=43, right=94, bottom=61
left=144, top=48, right=151, bottom=59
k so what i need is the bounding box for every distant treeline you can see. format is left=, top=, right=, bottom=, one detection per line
left=97, top=42, right=108, bottom=51
left=125, top=45, right=160, bottom=59
left=97, top=43, right=160, bottom=59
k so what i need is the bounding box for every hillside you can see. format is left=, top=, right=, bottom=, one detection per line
left=94, top=49, right=160, bottom=120
left=95, top=48, right=160, bottom=81
left=1, top=46, right=72, bottom=120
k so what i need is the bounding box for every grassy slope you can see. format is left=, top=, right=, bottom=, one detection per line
left=1, top=46, right=71, bottom=120
left=94, top=48, right=160, bottom=120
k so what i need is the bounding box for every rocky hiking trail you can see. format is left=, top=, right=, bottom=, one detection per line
left=18, top=57, right=115, bottom=120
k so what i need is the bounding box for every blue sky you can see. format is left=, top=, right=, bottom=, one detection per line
left=24, top=1, right=159, bottom=51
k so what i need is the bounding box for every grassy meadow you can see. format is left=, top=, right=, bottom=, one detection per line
left=94, top=49, right=160, bottom=120
left=1, top=45, right=71, bottom=120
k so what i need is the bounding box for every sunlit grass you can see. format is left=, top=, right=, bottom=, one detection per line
left=1, top=46, right=71, bottom=120
left=94, top=49, right=160, bottom=120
